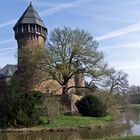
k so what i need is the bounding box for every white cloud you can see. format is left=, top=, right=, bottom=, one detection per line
left=120, top=63, right=140, bottom=71
left=0, top=0, right=92, bottom=45
left=0, top=38, right=14, bottom=45
left=96, top=22, right=140, bottom=41
left=108, top=60, right=140, bottom=71
left=0, top=0, right=92, bottom=28
left=80, top=14, right=136, bottom=23
left=22, top=0, right=58, bottom=7
left=117, top=0, right=140, bottom=7
left=101, top=42, right=140, bottom=50
left=0, top=47, right=16, bottom=51
left=105, top=0, right=140, bottom=10
left=40, top=0, right=92, bottom=16
left=0, top=19, right=17, bottom=28
left=0, top=50, right=16, bottom=56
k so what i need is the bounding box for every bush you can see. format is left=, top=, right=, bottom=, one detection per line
left=14, top=91, right=43, bottom=127
left=13, top=91, right=44, bottom=127
left=43, top=95, right=60, bottom=124
left=0, top=89, right=44, bottom=128
left=76, top=94, right=107, bottom=117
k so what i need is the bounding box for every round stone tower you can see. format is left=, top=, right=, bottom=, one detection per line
left=74, top=61, right=85, bottom=94
left=13, top=2, right=47, bottom=71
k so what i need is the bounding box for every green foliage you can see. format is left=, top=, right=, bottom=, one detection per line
left=43, top=95, right=61, bottom=124
left=76, top=95, right=107, bottom=117
left=0, top=46, right=49, bottom=128
left=84, top=89, right=122, bottom=120
left=17, top=46, right=48, bottom=91
left=12, top=91, right=44, bottom=127
left=37, top=115, right=110, bottom=129
left=45, top=27, right=104, bottom=94
left=0, top=119, right=6, bottom=129
left=0, top=87, right=44, bottom=128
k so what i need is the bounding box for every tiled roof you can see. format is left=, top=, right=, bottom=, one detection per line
left=0, top=65, right=17, bottom=78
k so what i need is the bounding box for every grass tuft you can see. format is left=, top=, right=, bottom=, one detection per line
left=36, top=115, right=111, bottom=129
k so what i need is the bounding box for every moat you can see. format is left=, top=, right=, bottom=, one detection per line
left=0, top=109, right=139, bottom=140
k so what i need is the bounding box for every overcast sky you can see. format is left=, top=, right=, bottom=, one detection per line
left=1, top=0, right=140, bottom=85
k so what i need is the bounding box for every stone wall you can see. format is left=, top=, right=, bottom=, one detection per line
left=35, top=78, right=76, bottom=94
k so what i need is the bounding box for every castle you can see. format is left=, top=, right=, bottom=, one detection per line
left=0, top=3, right=85, bottom=94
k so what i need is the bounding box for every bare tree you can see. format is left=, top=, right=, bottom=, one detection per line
left=129, top=85, right=140, bottom=94
left=103, top=68, right=129, bottom=94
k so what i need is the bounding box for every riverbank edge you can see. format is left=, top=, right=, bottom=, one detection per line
left=95, top=135, right=140, bottom=140
left=0, top=121, right=130, bottom=132
left=128, top=104, right=140, bottom=110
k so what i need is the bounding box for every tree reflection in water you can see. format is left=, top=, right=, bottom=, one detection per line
left=0, top=109, right=140, bottom=140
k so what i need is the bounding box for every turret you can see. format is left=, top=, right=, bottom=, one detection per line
left=74, top=60, right=85, bottom=94
left=13, top=2, right=48, bottom=71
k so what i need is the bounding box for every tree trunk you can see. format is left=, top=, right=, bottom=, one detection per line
left=62, top=83, right=68, bottom=94
left=110, top=85, right=114, bottom=94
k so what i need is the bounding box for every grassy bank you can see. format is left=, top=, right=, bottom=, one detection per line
left=129, top=104, right=140, bottom=110
left=96, top=136, right=140, bottom=140
left=35, top=115, right=111, bottom=130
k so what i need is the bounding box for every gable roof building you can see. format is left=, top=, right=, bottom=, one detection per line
left=0, top=65, right=17, bottom=78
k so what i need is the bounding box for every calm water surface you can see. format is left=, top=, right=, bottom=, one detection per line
left=0, top=109, right=140, bottom=140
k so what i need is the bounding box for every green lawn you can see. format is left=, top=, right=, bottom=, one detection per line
left=34, top=115, right=111, bottom=129
left=96, top=136, right=140, bottom=140
left=129, top=104, right=140, bottom=110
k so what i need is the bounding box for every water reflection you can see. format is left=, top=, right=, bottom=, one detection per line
left=0, top=128, right=130, bottom=140
left=0, top=109, right=140, bottom=140
left=0, top=131, right=82, bottom=140
left=122, top=109, right=140, bottom=136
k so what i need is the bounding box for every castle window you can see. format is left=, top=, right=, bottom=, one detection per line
left=31, top=24, right=35, bottom=32
left=21, top=25, right=24, bottom=33
left=38, top=26, right=41, bottom=33
left=35, top=25, right=37, bottom=32
left=37, top=26, right=39, bottom=32
left=33, top=25, right=35, bottom=32
left=42, top=29, right=44, bottom=34
left=41, top=27, right=43, bottom=34
left=24, top=25, right=27, bottom=33
left=28, top=24, right=30, bottom=32
left=30, top=25, right=33, bottom=32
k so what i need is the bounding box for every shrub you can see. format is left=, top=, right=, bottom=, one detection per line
left=14, top=91, right=43, bottom=127
left=76, top=94, right=107, bottom=117
left=43, top=95, right=60, bottom=124
left=13, top=91, right=44, bottom=127
left=0, top=89, right=44, bottom=128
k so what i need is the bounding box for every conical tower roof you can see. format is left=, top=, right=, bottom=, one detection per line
left=13, top=2, right=46, bottom=29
